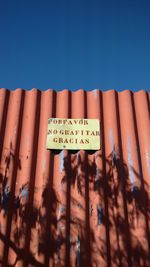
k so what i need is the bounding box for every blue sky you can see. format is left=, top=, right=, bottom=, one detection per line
left=0, top=0, right=150, bottom=91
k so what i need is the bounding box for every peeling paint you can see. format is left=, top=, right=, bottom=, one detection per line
left=59, top=150, right=66, bottom=191
left=94, top=165, right=101, bottom=191
left=57, top=204, right=66, bottom=220
left=97, top=205, right=102, bottom=225
left=109, top=128, right=117, bottom=164
left=145, top=150, right=150, bottom=176
left=95, top=166, right=99, bottom=179
left=59, top=150, right=65, bottom=172
left=20, top=187, right=29, bottom=199
left=76, top=234, right=80, bottom=267
left=1, top=184, right=10, bottom=208
left=109, top=128, right=114, bottom=151
left=77, top=151, right=82, bottom=177
left=127, top=137, right=135, bottom=187
left=93, top=89, right=98, bottom=99
left=135, top=145, right=142, bottom=182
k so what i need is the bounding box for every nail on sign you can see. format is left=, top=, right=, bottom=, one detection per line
left=46, top=118, right=100, bottom=150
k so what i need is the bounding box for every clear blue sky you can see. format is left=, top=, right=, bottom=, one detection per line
left=0, top=0, right=150, bottom=91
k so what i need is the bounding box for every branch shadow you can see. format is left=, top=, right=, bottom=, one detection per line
left=0, top=143, right=150, bottom=266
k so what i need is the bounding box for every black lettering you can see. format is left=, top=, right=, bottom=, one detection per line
left=60, top=129, right=64, bottom=134
left=53, top=129, right=58, bottom=134
left=91, top=131, right=96, bottom=136
left=70, top=130, right=74, bottom=135
left=84, top=120, right=88, bottom=125
left=65, top=130, right=69, bottom=135
left=48, top=129, right=52, bottom=135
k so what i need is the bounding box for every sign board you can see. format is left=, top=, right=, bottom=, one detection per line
left=46, top=118, right=100, bottom=150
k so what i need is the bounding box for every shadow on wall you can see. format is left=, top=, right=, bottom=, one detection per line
left=0, top=143, right=150, bottom=267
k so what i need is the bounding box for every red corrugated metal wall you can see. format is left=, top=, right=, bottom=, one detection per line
left=0, top=89, right=150, bottom=267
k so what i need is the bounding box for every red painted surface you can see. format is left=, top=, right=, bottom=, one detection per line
left=0, top=89, right=150, bottom=267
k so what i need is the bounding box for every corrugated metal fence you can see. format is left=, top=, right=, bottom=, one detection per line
left=0, top=89, right=150, bottom=267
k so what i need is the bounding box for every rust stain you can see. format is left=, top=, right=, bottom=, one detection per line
left=0, top=88, right=150, bottom=267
